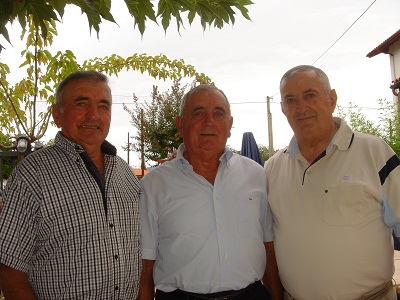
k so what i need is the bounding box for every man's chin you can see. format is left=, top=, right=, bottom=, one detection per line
left=199, top=144, right=225, bottom=152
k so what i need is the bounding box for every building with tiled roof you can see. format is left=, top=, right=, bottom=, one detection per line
left=132, top=167, right=148, bottom=179
left=367, top=29, right=400, bottom=99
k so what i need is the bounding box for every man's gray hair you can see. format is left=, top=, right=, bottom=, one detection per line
left=179, top=84, right=231, bottom=118
left=280, top=65, right=332, bottom=93
left=55, top=70, right=109, bottom=107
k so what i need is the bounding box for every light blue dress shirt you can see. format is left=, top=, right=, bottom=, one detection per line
left=140, top=144, right=273, bottom=294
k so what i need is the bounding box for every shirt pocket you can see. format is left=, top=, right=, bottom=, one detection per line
left=238, top=195, right=263, bottom=239
left=323, top=184, right=380, bottom=226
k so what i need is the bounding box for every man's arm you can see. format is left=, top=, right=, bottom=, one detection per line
left=137, top=259, right=156, bottom=300
left=0, top=264, right=36, bottom=300
left=262, top=242, right=283, bottom=300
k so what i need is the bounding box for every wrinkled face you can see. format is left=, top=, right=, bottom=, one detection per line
left=176, top=88, right=233, bottom=157
left=280, top=70, right=337, bottom=140
left=52, top=79, right=112, bottom=152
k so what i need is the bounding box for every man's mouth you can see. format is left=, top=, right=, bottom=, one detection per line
left=296, top=114, right=314, bottom=121
left=80, top=125, right=99, bottom=129
left=201, top=133, right=216, bottom=136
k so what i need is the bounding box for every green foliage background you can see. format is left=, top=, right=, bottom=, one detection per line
left=336, top=98, right=400, bottom=157
left=124, top=80, right=194, bottom=166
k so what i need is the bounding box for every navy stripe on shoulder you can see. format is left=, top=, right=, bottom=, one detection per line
left=379, top=154, right=400, bottom=185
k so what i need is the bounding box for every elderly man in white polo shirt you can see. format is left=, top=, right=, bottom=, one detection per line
left=265, top=65, right=400, bottom=300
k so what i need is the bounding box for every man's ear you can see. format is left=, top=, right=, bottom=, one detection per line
left=52, top=104, right=62, bottom=128
left=176, top=116, right=183, bottom=135
left=228, top=116, right=233, bottom=138
left=329, top=89, right=338, bottom=112
left=281, top=102, right=287, bottom=116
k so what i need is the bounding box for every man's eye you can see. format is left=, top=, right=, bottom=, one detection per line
left=193, top=111, right=204, bottom=119
left=285, top=98, right=296, bottom=104
left=214, top=111, right=225, bottom=119
left=305, top=93, right=316, bottom=99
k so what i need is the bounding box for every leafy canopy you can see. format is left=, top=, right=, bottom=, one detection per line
left=0, top=17, right=211, bottom=150
left=0, top=0, right=253, bottom=44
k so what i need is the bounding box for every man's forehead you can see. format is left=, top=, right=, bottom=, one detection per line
left=65, top=81, right=111, bottom=98
left=189, top=90, right=227, bottom=104
left=189, top=98, right=228, bottom=111
left=281, top=74, right=323, bottom=94
left=283, top=88, right=319, bottom=97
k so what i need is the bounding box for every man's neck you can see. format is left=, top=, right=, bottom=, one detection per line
left=84, top=147, right=105, bottom=177
left=298, top=124, right=338, bottom=163
left=184, top=151, right=221, bottom=185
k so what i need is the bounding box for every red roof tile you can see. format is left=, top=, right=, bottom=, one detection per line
left=132, top=168, right=148, bottom=177
left=366, top=29, right=400, bottom=58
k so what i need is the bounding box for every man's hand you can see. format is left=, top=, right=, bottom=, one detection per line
left=0, top=264, right=36, bottom=299
left=136, top=259, right=156, bottom=300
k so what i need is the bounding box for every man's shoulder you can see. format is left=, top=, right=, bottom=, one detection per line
left=110, top=155, right=141, bottom=182
left=19, top=144, right=60, bottom=166
left=113, top=154, right=130, bottom=166
left=230, top=153, right=265, bottom=173
left=353, top=131, right=383, bottom=142
left=266, top=148, right=288, bottom=162
left=140, top=161, right=178, bottom=185
left=264, top=148, right=288, bottom=172
left=351, top=131, right=391, bottom=150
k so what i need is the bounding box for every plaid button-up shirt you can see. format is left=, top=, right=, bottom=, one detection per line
left=0, top=132, right=141, bottom=299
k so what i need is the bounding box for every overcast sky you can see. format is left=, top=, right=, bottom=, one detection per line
left=2, top=0, right=399, bottom=167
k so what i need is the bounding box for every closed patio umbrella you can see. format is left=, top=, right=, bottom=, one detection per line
left=241, top=132, right=263, bottom=166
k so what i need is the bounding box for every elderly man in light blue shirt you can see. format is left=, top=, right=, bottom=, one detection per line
left=138, top=84, right=282, bottom=300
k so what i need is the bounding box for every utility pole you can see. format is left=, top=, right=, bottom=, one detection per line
left=127, top=132, right=130, bottom=166
left=266, top=96, right=274, bottom=158
left=140, top=108, right=145, bottom=177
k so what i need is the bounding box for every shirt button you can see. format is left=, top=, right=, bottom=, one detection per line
left=224, top=253, right=228, bottom=259
left=114, top=255, right=119, bottom=260
left=115, top=286, right=119, bottom=291
left=109, top=223, right=114, bottom=228
left=306, top=170, right=311, bottom=174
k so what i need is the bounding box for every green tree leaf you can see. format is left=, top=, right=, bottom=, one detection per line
left=0, top=17, right=212, bottom=155
left=1, top=0, right=253, bottom=45
left=123, top=80, right=192, bottom=166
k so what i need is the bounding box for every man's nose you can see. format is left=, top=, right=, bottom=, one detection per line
left=203, top=112, right=216, bottom=124
left=295, top=98, right=308, bottom=111
left=86, top=104, right=100, bottom=119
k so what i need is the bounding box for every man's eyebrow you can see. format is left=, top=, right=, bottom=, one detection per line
left=283, top=94, right=296, bottom=99
left=283, top=89, right=319, bottom=99
left=73, top=97, right=111, bottom=104
left=303, top=89, right=319, bottom=94
left=192, top=106, right=205, bottom=112
left=75, top=96, right=90, bottom=101
left=214, top=106, right=226, bottom=112
left=99, top=99, right=111, bottom=105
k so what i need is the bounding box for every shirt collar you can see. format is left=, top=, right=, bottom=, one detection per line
left=175, top=143, right=233, bottom=170
left=55, top=131, right=117, bottom=157
left=286, top=117, right=354, bottom=158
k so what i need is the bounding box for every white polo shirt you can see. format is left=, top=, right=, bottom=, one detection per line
left=265, top=117, right=400, bottom=300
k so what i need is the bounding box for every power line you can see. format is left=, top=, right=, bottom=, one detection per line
left=33, top=99, right=380, bottom=110
left=268, top=0, right=378, bottom=98
left=311, top=0, right=377, bottom=65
